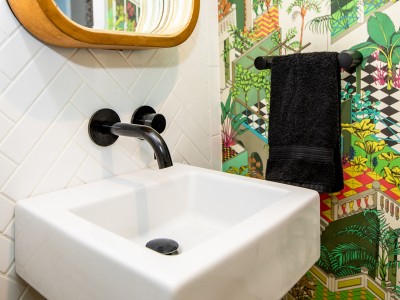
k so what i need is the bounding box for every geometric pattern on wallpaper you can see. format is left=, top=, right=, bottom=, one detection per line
left=0, top=0, right=215, bottom=297
left=320, top=166, right=400, bottom=222
left=241, top=98, right=269, bottom=136
left=339, top=167, right=399, bottom=200
left=253, top=7, right=279, bottom=39
left=344, top=57, right=400, bottom=153
left=290, top=271, right=379, bottom=299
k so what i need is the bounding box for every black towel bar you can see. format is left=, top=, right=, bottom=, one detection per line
left=254, top=50, right=363, bottom=70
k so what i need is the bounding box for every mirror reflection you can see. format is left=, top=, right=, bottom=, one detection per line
left=54, top=0, right=163, bottom=33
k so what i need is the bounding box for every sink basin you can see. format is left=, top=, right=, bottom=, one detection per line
left=15, top=163, right=320, bottom=300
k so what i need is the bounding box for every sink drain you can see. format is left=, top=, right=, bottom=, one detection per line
left=146, top=238, right=179, bottom=255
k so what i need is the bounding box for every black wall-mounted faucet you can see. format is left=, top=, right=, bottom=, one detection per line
left=88, top=106, right=173, bottom=169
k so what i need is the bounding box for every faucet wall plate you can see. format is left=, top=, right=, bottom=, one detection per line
left=89, top=108, right=120, bottom=147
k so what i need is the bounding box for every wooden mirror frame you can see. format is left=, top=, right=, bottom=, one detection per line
left=7, top=0, right=200, bottom=49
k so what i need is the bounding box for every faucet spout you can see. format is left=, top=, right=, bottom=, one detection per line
left=110, top=123, right=173, bottom=169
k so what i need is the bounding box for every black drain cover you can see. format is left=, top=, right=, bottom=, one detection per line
left=146, top=238, right=179, bottom=255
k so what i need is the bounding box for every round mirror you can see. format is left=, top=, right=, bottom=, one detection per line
left=7, top=0, right=200, bottom=49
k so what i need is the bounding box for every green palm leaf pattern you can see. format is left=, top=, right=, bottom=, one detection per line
left=332, top=242, right=377, bottom=269
left=317, top=246, right=333, bottom=271
left=367, top=12, right=395, bottom=49
left=317, top=242, right=377, bottom=278
left=391, top=32, right=400, bottom=48
left=334, top=265, right=364, bottom=277
left=336, top=224, right=375, bottom=244
left=386, top=29, right=400, bottom=65
left=306, top=14, right=331, bottom=34
left=323, top=209, right=400, bottom=282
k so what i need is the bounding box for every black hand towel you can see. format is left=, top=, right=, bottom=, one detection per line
left=265, top=52, right=344, bottom=193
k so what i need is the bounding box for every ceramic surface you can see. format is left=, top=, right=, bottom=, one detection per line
left=15, top=164, right=320, bottom=300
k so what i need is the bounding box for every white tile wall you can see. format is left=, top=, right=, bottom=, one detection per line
left=0, top=0, right=221, bottom=298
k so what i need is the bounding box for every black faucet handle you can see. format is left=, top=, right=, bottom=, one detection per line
left=131, top=106, right=166, bottom=134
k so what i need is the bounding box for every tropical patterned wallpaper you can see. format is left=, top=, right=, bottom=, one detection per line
left=218, top=0, right=400, bottom=299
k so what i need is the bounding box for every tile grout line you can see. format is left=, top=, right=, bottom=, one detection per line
left=0, top=27, right=41, bottom=81
left=88, top=48, right=135, bottom=94
left=0, top=55, right=79, bottom=163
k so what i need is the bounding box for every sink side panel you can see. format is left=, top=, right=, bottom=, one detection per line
left=188, top=172, right=290, bottom=224
left=174, top=192, right=320, bottom=300
left=14, top=204, right=173, bottom=300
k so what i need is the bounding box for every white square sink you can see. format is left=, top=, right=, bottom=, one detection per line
left=15, top=164, right=320, bottom=300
